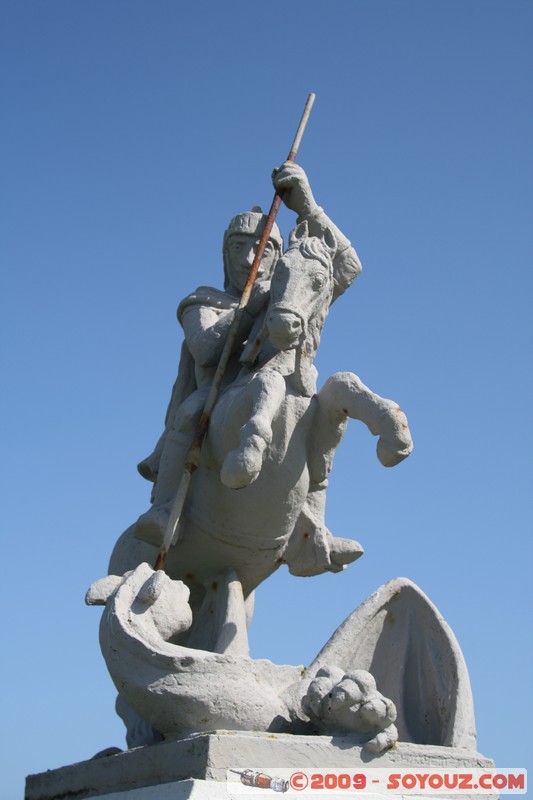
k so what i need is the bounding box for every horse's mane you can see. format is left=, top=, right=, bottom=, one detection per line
left=286, top=235, right=334, bottom=271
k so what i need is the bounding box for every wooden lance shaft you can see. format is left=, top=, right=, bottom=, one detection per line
left=154, top=92, right=316, bottom=571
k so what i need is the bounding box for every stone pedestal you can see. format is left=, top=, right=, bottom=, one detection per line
left=26, top=730, right=496, bottom=799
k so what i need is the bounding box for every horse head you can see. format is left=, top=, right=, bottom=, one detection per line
left=267, top=221, right=336, bottom=357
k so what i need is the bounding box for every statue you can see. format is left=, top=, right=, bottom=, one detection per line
left=88, top=565, right=475, bottom=754
left=106, top=161, right=413, bottom=638
left=87, top=99, right=477, bottom=765
left=132, top=161, right=373, bottom=577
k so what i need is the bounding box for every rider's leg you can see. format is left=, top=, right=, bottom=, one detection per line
left=135, top=388, right=207, bottom=545
left=150, top=429, right=190, bottom=508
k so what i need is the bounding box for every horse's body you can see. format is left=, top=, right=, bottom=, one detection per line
left=110, top=224, right=413, bottom=644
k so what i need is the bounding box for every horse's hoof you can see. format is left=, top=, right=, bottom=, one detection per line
left=221, top=451, right=261, bottom=489
left=220, top=439, right=264, bottom=489
left=329, top=537, right=364, bottom=570
left=377, top=437, right=413, bottom=467
left=376, top=406, right=413, bottom=467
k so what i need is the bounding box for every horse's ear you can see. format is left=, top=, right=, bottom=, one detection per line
left=323, top=226, right=337, bottom=255
left=289, top=219, right=309, bottom=247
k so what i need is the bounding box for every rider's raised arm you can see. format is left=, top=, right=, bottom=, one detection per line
left=299, top=205, right=362, bottom=301
left=273, top=162, right=362, bottom=301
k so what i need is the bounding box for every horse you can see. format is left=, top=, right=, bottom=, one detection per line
left=109, top=222, right=413, bottom=651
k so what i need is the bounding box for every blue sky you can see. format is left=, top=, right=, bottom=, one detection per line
left=2, top=2, right=532, bottom=797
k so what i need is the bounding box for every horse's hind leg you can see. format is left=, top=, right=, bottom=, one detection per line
left=220, top=370, right=285, bottom=489
left=311, top=372, right=413, bottom=481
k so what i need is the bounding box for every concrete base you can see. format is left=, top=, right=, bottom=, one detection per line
left=26, top=730, right=496, bottom=800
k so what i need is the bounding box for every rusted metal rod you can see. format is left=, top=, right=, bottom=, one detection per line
left=154, top=92, right=316, bottom=571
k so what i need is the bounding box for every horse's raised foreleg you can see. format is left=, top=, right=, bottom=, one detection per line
left=311, top=372, right=413, bottom=482
left=220, top=370, right=286, bottom=489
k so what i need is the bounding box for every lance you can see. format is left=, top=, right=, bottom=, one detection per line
left=155, top=92, right=316, bottom=571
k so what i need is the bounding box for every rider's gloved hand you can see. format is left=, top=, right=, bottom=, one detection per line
left=273, top=161, right=318, bottom=218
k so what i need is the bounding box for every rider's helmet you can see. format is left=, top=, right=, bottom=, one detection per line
left=223, top=207, right=283, bottom=290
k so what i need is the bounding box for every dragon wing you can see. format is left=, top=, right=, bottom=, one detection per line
left=308, top=577, right=476, bottom=750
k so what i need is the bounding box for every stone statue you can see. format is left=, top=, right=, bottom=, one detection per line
left=133, top=163, right=374, bottom=572
left=88, top=160, right=476, bottom=761
left=88, top=565, right=475, bottom=754
left=110, top=164, right=412, bottom=592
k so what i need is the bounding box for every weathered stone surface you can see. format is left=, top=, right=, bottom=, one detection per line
left=26, top=731, right=495, bottom=800
left=26, top=121, right=497, bottom=799
left=96, top=164, right=416, bottom=746
left=110, top=163, right=411, bottom=602
left=87, top=564, right=475, bottom=756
